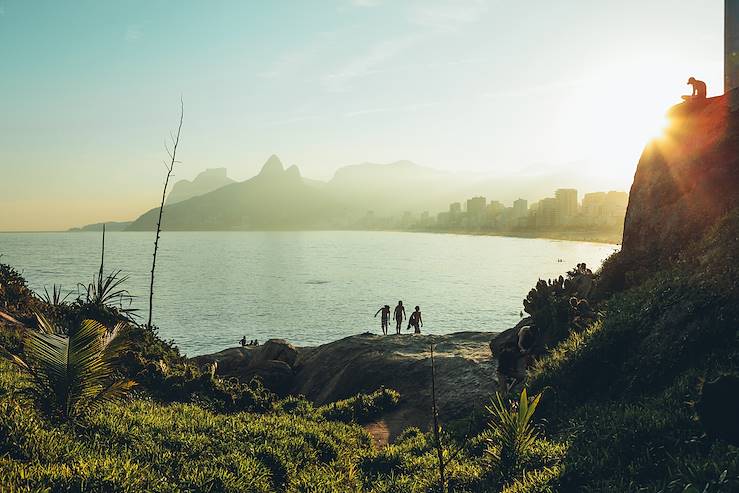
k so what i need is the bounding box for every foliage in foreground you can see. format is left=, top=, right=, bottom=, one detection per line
left=2, top=315, right=135, bottom=422
left=525, top=210, right=739, bottom=492
left=0, top=355, right=566, bottom=492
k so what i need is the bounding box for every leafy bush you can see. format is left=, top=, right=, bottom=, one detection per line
left=317, top=386, right=400, bottom=424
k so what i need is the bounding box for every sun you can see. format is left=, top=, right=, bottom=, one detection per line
left=555, top=59, right=688, bottom=180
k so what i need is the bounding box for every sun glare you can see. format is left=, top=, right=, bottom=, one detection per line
left=555, top=59, right=689, bottom=180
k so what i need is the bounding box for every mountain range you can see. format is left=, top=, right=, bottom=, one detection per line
left=70, top=154, right=617, bottom=232
left=127, top=156, right=353, bottom=231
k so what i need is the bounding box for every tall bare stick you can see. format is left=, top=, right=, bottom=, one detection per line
left=147, top=99, right=183, bottom=329
left=99, top=223, right=106, bottom=282
left=430, top=343, right=447, bottom=493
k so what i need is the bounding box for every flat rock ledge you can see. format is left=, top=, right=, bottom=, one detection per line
left=192, top=331, right=499, bottom=442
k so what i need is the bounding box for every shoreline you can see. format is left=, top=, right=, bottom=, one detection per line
left=6, top=228, right=623, bottom=245
left=397, top=227, right=622, bottom=245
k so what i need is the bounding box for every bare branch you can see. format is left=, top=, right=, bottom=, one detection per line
left=148, top=99, right=184, bottom=329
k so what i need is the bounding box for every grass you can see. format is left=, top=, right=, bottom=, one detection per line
left=0, top=354, right=567, bottom=492
left=524, top=209, right=739, bottom=491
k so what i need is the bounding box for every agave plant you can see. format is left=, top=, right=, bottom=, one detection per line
left=3, top=313, right=136, bottom=421
left=485, top=388, right=542, bottom=481
left=79, top=269, right=138, bottom=321
left=39, top=284, right=72, bottom=306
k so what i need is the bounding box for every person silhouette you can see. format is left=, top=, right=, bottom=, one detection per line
left=374, top=304, right=391, bottom=335
left=408, top=305, right=423, bottom=334
left=240, top=336, right=247, bottom=347
left=683, top=77, right=707, bottom=101
left=393, top=301, right=406, bottom=335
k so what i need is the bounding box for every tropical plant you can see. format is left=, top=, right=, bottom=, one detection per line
left=79, top=269, right=138, bottom=321
left=38, top=284, right=72, bottom=307
left=486, top=388, right=542, bottom=482
left=1, top=313, right=136, bottom=421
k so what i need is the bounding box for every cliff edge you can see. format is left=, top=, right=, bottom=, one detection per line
left=622, top=92, right=739, bottom=262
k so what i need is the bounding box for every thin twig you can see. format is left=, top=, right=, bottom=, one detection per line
left=147, top=98, right=183, bottom=329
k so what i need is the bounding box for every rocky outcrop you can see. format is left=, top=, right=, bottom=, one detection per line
left=622, top=93, right=739, bottom=262
left=191, top=338, right=298, bottom=395
left=192, top=331, right=499, bottom=441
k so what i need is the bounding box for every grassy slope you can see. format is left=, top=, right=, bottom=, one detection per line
left=528, top=210, right=739, bottom=492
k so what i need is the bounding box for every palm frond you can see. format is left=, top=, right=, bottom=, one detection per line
left=6, top=313, right=136, bottom=421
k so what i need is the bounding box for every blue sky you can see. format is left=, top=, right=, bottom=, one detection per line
left=0, top=0, right=725, bottom=230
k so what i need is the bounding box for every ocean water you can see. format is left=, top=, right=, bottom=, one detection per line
left=0, top=231, right=617, bottom=356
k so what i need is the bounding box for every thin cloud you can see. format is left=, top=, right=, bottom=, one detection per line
left=350, top=0, right=381, bottom=6
left=322, top=35, right=421, bottom=92
left=345, top=101, right=439, bottom=118
left=125, top=24, right=143, bottom=42
left=409, top=0, right=489, bottom=32
left=261, top=115, right=321, bottom=127
left=257, top=32, right=337, bottom=79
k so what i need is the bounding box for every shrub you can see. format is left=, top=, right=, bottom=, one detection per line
left=318, top=386, right=400, bottom=424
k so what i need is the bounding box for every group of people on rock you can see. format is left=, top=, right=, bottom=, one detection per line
left=374, top=300, right=423, bottom=335
left=239, top=336, right=259, bottom=347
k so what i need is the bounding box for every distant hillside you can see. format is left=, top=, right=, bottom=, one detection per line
left=326, top=160, right=472, bottom=215
left=166, top=168, right=235, bottom=205
left=127, top=155, right=358, bottom=231
left=68, top=221, right=132, bottom=232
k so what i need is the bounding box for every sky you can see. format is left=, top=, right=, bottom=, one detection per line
left=0, top=0, right=725, bottom=231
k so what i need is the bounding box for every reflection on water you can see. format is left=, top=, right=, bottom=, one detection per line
left=0, top=231, right=617, bottom=356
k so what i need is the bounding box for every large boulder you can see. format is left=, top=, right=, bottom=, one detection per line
left=242, top=360, right=295, bottom=396
left=490, top=317, right=532, bottom=357
left=291, top=331, right=498, bottom=440
left=191, top=339, right=298, bottom=395
left=622, top=93, right=739, bottom=264
left=251, top=339, right=298, bottom=368
left=190, top=347, right=254, bottom=374
left=192, top=331, right=500, bottom=440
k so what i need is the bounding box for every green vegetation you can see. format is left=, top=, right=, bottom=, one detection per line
left=0, top=356, right=567, bottom=492
left=5, top=315, right=135, bottom=422
left=484, top=389, right=543, bottom=483
left=524, top=209, right=739, bottom=491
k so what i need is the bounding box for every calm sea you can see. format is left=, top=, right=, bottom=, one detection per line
left=0, top=231, right=617, bottom=356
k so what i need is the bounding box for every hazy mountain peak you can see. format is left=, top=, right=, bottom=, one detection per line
left=167, top=167, right=235, bottom=204
left=259, top=155, right=285, bottom=177
left=286, top=164, right=302, bottom=180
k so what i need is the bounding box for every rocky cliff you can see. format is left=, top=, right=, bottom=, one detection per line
left=622, top=92, right=739, bottom=262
